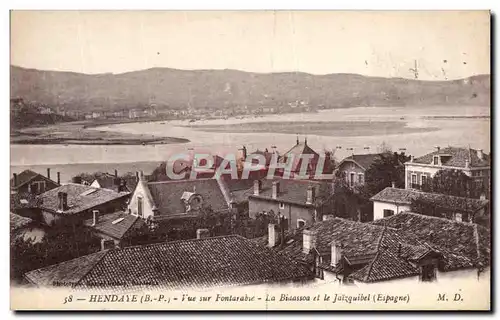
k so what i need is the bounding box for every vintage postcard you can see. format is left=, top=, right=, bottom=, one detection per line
left=9, top=10, right=491, bottom=311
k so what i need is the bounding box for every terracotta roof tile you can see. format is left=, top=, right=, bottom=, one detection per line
left=25, top=235, right=313, bottom=290
left=37, top=184, right=129, bottom=215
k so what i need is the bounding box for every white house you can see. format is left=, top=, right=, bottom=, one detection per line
left=370, top=187, right=489, bottom=222
left=405, top=146, right=490, bottom=192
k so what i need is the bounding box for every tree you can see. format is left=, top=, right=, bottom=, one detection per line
left=431, top=169, right=472, bottom=198
left=361, top=151, right=410, bottom=198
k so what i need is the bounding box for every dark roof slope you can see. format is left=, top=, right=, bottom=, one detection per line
left=25, top=235, right=313, bottom=290
left=38, top=184, right=129, bottom=215
left=10, top=212, right=33, bottom=232
left=255, top=213, right=489, bottom=283
left=339, top=153, right=383, bottom=171
left=372, top=212, right=490, bottom=270
left=249, top=178, right=332, bottom=207
left=93, top=174, right=138, bottom=193
left=11, top=169, right=58, bottom=189
left=147, top=179, right=229, bottom=215
left=412, top=147, right=490, bottom=168
left=370, top=187, right=489, bottom=213
left=84, top=211, right=144, bottom=240
left=10, top=192, right=38, bottom=210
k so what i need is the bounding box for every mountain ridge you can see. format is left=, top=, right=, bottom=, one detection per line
left=10, top=65, right=490, bottom=112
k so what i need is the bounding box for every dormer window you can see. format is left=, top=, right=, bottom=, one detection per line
left=433, top=156, right=439, bottom=165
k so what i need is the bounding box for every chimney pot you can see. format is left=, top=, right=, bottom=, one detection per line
left=391, top=181, right=396, bottom=188
left=306, top=185, right=315, bottom=204
left=302, top=229, right=317, bottom=254
left=268, top=223, right=277, bottom=248
left=13, top=173, right=18, bottom=187
left=253, top=180, right=261, bottom=196
left=57, top=172, right=61, bottom=185
left=330, top=241, right=342, bottom=267
left=477, top=149, right=484, bottom=160
left=465, top=159, right=470, bottom=168
left=58, top=192, right=68, bottom=211
left=272, top=181, right=280, bottom=199
left=196, top=228, right=210, bottom=239
left=92, top=210, right=99, bottom=226
left=47, top=168, right=51, bottom=179
left=115, top=169, right=118, bottom=177
left=435, top=146, right=440, bottom=152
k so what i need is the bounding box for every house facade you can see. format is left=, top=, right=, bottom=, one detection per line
left=11, top=169, right=60, bottom=195
left=248, top=179, right=333, bottom=229
left=370, top=187, right=489, bottom=222
left=335, top=153, right=382, bottom=188
left=404, top=146, right=490, bottom=195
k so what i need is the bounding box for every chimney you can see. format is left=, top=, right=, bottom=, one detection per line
left=13, top=173, right=18, bottom=187
left=296, top=134, right=299, bottom=145
left=391, top=181, right=396, bottom=188
left=306, top=185, right=315, bottom=204
left=330, top=241, right=342, bottom=267
left=477, top=149, right=484, bottom=160
left=302, top=229, right=317, bottom=254
left=272, top=181, right=280, bottom=199
left=410, top=155, right=414, bottom=162
left=242, top=146, right=247, bottom=160
left=92, top=210, right=99, bottom=226
left=268, top=223, right=277, bottom=248
left=114, top=169, right=118, bottom=177
left=47, top=168, right=51, bottom=179
left=57, top=172, right=61, bottom=185
left=435, top=146, right=440, bottom=152
left=136, top=171, right=140, bottom=181
left=465, top=159, right=470, bottom=168
left=253, top=180, right=261, bottom=196
left=196, top=229, right=210, bottom=239
left=58, top=192, right=68, bottom=211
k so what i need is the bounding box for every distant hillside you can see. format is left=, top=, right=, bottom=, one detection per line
left=10, top=65, right=490, bottom=112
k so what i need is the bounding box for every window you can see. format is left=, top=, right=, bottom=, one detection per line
left=30, top=181, right=46, bottom=194
left=383, top=209, right=394, bottom=217
left=279, top=202, right=285, bottom=209
left=411, top=174, right=417, bottom=185
left=421, top=264, right=436, bottom=282
left=297, top=219, right=306, bottom=228
left=137, top=196, right=143, bottom=217
left=433, top=156, right=439, bottom=165
left=358, top=173, right=364, bottom=184
left=350, top=173, right=355, bottom=187
left=421, top=175, right=427, bottom=186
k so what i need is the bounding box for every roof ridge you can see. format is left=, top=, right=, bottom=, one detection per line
left=363, top=226, right=387, bottom=282
left=403, top=211, right=479, bottom=227
left=105, top=234, right=244, bottom=252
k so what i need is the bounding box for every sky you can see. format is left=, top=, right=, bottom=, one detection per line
left=10, top=11, right=490, bottom=80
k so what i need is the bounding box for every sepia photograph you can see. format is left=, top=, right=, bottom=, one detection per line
left=9, top=10, right=491, bottom=311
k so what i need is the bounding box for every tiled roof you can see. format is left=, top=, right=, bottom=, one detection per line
left=411, top=147, right=490, bottom=168
left=249, top=178, right=332, bottom=207
left=38, top=184, right=129, bottom=215
left=10, top=212, right=33, bottom=232
left=280, top=141, right=319, bottom=172
left=372, top=212, right=490, bottom=271
left=147, top=179, right=229, bottom=215
left=24, top=235, right=313, bottom=290
left=10, top=192, right=38, bottom=210
left=84, top=211, right=144, bottom=240
left=339, top=153, right=383, bottom=171
left=370, top=187, right=489, bottom=213
left=255, top=213, right=489, bottom=283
